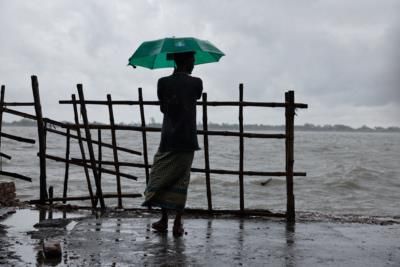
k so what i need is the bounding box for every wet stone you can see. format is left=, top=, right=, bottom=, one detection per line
left=0, top=207, right=16, bottom=220
left=34, top=218, right=72, bottom=228
left=43, top=240, right=62, bottom=258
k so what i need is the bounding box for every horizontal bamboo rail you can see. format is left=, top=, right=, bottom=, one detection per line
left=3, top=102, right=35, bottom=106
left=0, top=107, right=142, bottom=155
left=71, top=158, right=145, bottom=167
left=0, top=152, right=12, bottom=160
left=59, top=99, right=308, bottom=109
left=43, top=154, right=138, bottom=180
left=192, top=168, right=307, bottom=177
left=0, top=132, right=35, bottom=144
left=71, top=158, right=306, bottom=177
left=46, top=127, right=142, bottom=155
left=0, top=170, right=32, bottom=182
left=28, top=193, right=142, bottom=204
left=1, top=107, right=36, bottom=120
left=61, top=123, right=286, bottom=138
left=181, top=208, right=286, bottom=218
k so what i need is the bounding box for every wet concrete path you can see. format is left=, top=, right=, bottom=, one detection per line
left=1, top=208, right=400, bottom=266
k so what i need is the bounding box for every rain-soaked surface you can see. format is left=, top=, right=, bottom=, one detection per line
left=1, top=208, right=400, bottom=266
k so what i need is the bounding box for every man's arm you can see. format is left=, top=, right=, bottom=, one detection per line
left=157, top=78, right=165, bottom=113
left=196, top=78, right=203, bottom=99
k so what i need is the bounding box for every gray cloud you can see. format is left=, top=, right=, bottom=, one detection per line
left=0, top=0, right=399, bottom=127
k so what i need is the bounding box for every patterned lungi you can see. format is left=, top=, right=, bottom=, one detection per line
left=142, top=150, right=194, bottom=211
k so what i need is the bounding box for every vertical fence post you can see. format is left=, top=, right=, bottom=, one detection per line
left=138, top=88, right=150, bottom=184
left=0, top=86, right=5, bottom=169
left=97, top=129, right=102, bottom=188
left=31, top=75, right=48, bottom=203
left=239, top=83, right=244, bottom=212
left=72, top=94, right=96, bottom=208
left=107, top=94, right=123, bottom=209
left=285, top=90, right=295, bottom=222
left=77, top=85, right=105, bottom=209
left=62, top=128, right=71, bottom=203
left=48, top=186, right=54, bottom=206
left=94, top=128, right=103, bottom=207
left=202, top=93, right=212, bottom=211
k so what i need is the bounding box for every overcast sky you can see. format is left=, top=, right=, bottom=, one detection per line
left=1, top=0, right=399, bottom=127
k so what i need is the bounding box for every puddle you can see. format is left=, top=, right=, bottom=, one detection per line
left=1, top=208, right=89, bottom=266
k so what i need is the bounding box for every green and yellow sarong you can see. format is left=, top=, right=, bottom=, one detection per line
left=142, top=150, right=194, bottom=211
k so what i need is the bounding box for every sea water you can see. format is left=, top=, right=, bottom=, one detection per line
left=1, top=126, right=399, bottom=216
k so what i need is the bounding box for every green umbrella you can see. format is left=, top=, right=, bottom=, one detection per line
left=128, top=37, right=225, bottom=69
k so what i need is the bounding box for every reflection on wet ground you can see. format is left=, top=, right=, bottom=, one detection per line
left=1, top=208, right=400, bottom=266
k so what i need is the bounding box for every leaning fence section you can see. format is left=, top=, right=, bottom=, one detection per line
left=0, top=76, right=307, bottom=222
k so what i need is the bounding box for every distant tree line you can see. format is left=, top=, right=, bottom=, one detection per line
left=4, top=118, right=400, bottom=132
left=200, top=122, right=400, bottom=132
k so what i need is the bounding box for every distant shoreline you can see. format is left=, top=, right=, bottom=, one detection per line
left=3, top=119, right=400, bottom=133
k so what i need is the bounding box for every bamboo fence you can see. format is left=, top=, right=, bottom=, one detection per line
left=0, top=76, right=307, bottom=222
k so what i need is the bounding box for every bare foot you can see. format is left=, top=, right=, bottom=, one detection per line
left=173, top=223, right=184, bottom=237
left=152, top=220, right=168, bottom=233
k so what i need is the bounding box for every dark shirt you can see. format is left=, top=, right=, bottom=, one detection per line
left=157, top=73, right=203, bottom=152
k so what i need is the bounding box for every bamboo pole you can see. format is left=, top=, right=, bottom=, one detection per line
left=29, top=193, right=142, bottom=204
left=71, top=157, right=306, bottom=177
left=56, top=123, right=286, bottom=139
left=45, top=127, right=141, bottom=155
left=0, top=152, right=11, bottom=160
left=71, top=94, right=96, bottom=208
left=191, top=168, right=307, bottom=176
left=0, top=170, right=32, bottom=182
left=138, top=88, right=150, bottom=184
left=72, top=158, right=146, bottom=168
left=59, top=99, right=160, bottom=106
left=1, top=107, right=36, bottom=120
left=48, top=186, right=54, bottom=205
left=0, top=132, right=36, bottom=144
left=239, top=84, right=244, bottom=212
left=97, top=129, right=103, bottom=191
left=184, top=208, right=285, bottom=218
left=2, top=102, right=35, bottom=106
left=203, top=101, right=308, bottom=109
left=31, top=75, right=48, bottom=202
left=0, top=86, right=5, bottom=168
left=202, top=93, right=212, bottom=211
left=59, top=99, right=308, bottom=109
left=77, top=85, right=105, bottom=209
left=62, top=128, right=70, bottom=204
left=45, top=154, right=138, bottom=180
left=93, top=129, right=103, bottom=207
left=285, top=91, right=295, bottom=222
left=107, top=94, right=122, bottom=208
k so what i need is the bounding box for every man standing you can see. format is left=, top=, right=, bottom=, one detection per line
left=142, top=51, right=202, bottom=237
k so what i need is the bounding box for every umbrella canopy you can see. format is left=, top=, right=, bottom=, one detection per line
left=128, top=37, right=225, bottom=69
